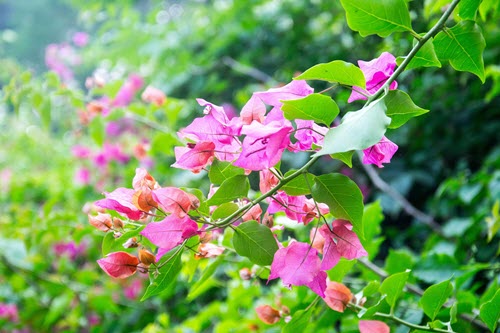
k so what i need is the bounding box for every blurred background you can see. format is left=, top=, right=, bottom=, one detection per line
left=0, top=0, right=499, bottom=332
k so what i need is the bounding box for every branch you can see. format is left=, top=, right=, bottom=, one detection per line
left=222, top=56, right=277, bottom=84
left=357, top=258, right=490, bottom=331
left=357, top=152, right=444, bottom=236
left=366, top=0, right=461, bottom=104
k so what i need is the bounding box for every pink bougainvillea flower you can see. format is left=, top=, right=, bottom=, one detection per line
left=95, top=188, right=145, bottom=220
left=112, top=74, right=144, bottom=107
left=242, top=203, right=263, bottom=222
left=267, top=192, right=328, bottom=224
left=362, top=136, right=398, bottom=168
left=140, top=215, right=199, bottom=260
left=255, top=305, right=281, bottom=324
left=71, top=145, right=92, bottom=159
left=141, top=85, right=166, bottom=106
left=53, top=241, right=87, bottom=261
left=269, top=241, right=327, bottom=297
left=359, top=320, right=390, bottom=333
left=319, top=221, right=367, bottom=271
left=152, top=187, right=196, bottom=217
left=195, top=242, right=225, bottom=259
left=348, top=52, right=398, bottom=103
left=172, top=141, right=216, bottom=173
left=72, top=32, right=89, bottom=47
left=97, top=251, right=139, bottom=279
left=259, top=169, right=280, bottom=194
left=88, top=212, right=113, bottom=232
left=291, top=119, right=329, bottom=152
left=178, top=99, right=241, bottom=161
left=123, top=278, right=143, bottom=300
left=132, top=168, right=158, bottom=191
left=322, top=280, right=353, bottom=313
left=254, top=80, right=314, bottom=108
left=302, top=199, right=330, bottom=224
left=233, top=121, right=292, bottom=171
left=75, top=167, right=91, bottom=185
left=310, top=227, right=326, bottom=254
left=241, top=95, right=267, bottom=125
left=0, top=303, right=19, bottom=323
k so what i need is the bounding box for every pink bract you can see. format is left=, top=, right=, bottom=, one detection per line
left=152, top=187, right=195, bottom=217
left=172, top=141, right=216, bottom=173
left=362, top=136, right=398, bottom=168
left=95, top=187, right=144, bottom=220
left=97, top=251, right=139, bottom=279
left=348, top=52, right=398, bottom=103
left=269, top=241, right=327, bottom=297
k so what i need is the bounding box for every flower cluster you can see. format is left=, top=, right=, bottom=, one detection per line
left=90, top=53, right=398, bottom=300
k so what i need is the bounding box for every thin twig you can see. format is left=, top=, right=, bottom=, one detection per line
left=222, top=56, right=277, bottom=84
left=357, top=152, right=444, bottom=236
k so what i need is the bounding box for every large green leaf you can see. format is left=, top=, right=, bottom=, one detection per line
left=384, top=90, right=429, bottom=129
left=340, top=0, right=412, bottom=37
left=480, top=289, right=500, bottom=332
left=282, top=171, right=316, bottom=196
left=459, top=0, right=481, bottom=20
left=419, top=279, right=453, bottom=320
left=311, top=173, right=364, bottom=237
left=206, top=175, right=249, bottom=206
left=208, top=160, right=245, bottom=185
left=294, top=60, right=365, bottom=88
left=434, top=21, right=486, bottom=82
left=315, top=99, right=390, bottom=156
left=233, top=220, right=278, bottom=266
left=211, top=202, right=239, bottom=221
left=379, top=270, right=410, bottom=309
left=397, top=38, right=441, bottom=70
left=282, top=93, right=339, bottom=126
left=141, top=247, right=183, bottom=301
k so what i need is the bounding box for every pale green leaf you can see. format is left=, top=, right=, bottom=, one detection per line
left=330, top=151, right=355, bottom=167
left=141, top=248, right=183, bottom=301
left=282, top=171, right=315, bottom=196
left=315, top=99, right=390, bottom=156
left=397, top=38, right=441, bottom=70
left=480, top=289, right=500, bottom=332
left=208, top=160, right=245, bottom=185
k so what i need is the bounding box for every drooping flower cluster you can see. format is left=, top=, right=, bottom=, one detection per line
left=90, top=53, right=401, bottom=300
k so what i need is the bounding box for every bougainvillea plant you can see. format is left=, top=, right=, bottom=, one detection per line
left=87, top=1, right=498, bottom=332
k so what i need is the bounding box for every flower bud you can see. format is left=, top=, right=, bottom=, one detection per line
left=113, top=217, right=124, bottom=229
left=137, top=262, right=149, bottom=274
left=255, top=305, right=281, bottom=325
left=138, top=249, right=156, bottom=265
left=88, top=213, right=112, bottom=232
left=239, top=267, right=252, bottom=280
left=123, top=237, right=139, bottom=249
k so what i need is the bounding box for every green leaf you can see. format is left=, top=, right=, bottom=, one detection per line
left=232, top=220, right=278, bottom=266
left=315, top=99, right=390, bottom=156
left=327, top=258, right=357, bottom=282
left=212, top=202, right=239, bottom=221
left=434, top=21, right=486, bottom=83
left=397, top=38, right=441, bottom=70
left=282, top=171, right=315, bottom=196
left=385, top=249, right=415, bottom=275
left=330, top=151, right=355, bottom=167
left=362, top=201, right=384, bottom=242
left=208, top=160, right=245, bottom=186
left=102, top=226, right=145, bottom=255
left=187, top=254, right=226, bottom=301
left=480, top=289, right=500, bottom=332
left=282, top=93, right=339, bottom=126
left=459, top=0, right=481, bottom=20
left=379, top=270, right=410, bottom=308
left=89, top=116, right=105, bottom=146
left=294, top=60, right=366, bottom=88
left=283, top=309, right=313, bottom=333
left=419, top=279, right=453, bottom=320
left=384, top=90, right=429, bottom=129
left=413, top=254, right=461, bottom=284
left=141, top=247, right=183, bottom=301
left=206, top=175, right=249, bottom=206
left=340, top=0, right=412, bottom=37
left=311, top=173, right=364, bottom=237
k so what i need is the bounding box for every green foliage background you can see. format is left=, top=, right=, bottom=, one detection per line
left=0, top=0, right=499, bottom=332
